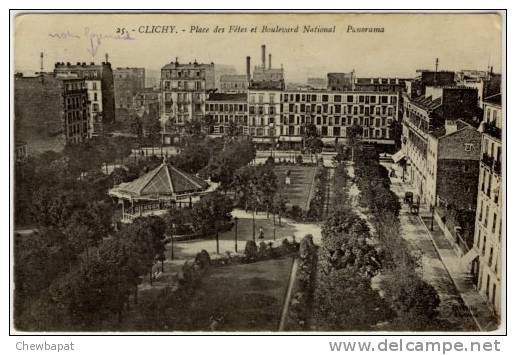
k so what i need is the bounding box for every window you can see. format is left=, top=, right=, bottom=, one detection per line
left=464, top=143, right=473, bottom=152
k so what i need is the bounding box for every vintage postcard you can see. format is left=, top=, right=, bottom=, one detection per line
left=11, top=11, right=504, bottom=333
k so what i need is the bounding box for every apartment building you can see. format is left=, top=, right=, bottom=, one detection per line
left=280, top=90, right=399, bottom=150
left=472, top=93, right=502, bottom=316
left=205, top=93, right=248, bottom=136
left=160, top=60, right=215, bottom=144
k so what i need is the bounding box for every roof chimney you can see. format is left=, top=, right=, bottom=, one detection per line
left=105, top=53, right=109, bottom=63
left=445, top=120, right=457, bottom=135
left=261, top=45, right=266, bottom=69
left=268, top=53, right=272, bottom=70
left=246, top=56, right=251, bottom=82
left=40, top=52, right=44, bottom=73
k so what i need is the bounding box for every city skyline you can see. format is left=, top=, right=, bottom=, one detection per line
left=15, top=13, right=502, bottom=83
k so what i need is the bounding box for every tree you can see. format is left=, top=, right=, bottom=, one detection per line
left=191, top=192, right=233, bottom=251
left=121, top=216, right=166, bottom=285
left=381, top=270, right=440, bottom=330
left=231, top=166, right=254, bottom=210
left=272, top=189, right=288, bottom=226
left=303, top=123, right=323, bottom=161
left=346, top=124, right=363, bottom=162
left=313, top=269, right=392, bottom=331
left=183, top=118, right=205, bottom=140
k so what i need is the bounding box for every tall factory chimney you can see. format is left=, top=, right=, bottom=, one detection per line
left=40, top=52, right=44, bottom=72
left=246, top=56, right=251, bottom=82
left=261, top=45, right=266, bottom=69
left=268, top=54, right=272, bottom=69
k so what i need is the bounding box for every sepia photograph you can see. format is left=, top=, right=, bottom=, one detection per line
left=11, top=11, right=504, bottom=333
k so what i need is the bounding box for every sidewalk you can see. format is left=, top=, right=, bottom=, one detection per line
left=419, top=215, right=500, bottom=332
left=383, top=161, right=499, bottom=331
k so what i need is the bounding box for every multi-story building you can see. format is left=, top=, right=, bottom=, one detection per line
left=14, top=73, right=90, bottom=152
left=84, top=79, right=102, bottom=137
left=134, top=87, right=161, bottom=114
left=472, top=93, right=502, bottom=316
left=219, top=75, right=248, bottom=93
left=401, top=85, right=480, bottom=205
left=457, top=69, right=502, bottom=108
left=306, top=78, right=327, bottom=90
left=280, top=90, right=399, bottom=150
left=205, top=93, right=248, bottom=136
left=250, top=45, right=285, bottom=90
left=426, top=120, right=482, bottom=210
left=54, top=60, right=115, bottom=125
left=113, top=67, right=145, bottom=109
left=327, top=72, right=355, bottom=91
left=160, top=59, right=215, bottom=144
left=247, top=89, right=282, bottom=147
left=408, top=70, right=455, bottom=98
left=354, top=77, right=409, bottom=93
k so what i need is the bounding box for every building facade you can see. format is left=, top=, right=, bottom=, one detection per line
left=402, top=85, right=480, bottom=205
left=219, top=74, right=248, bottom=93
left=205, top=93, right=248, bottom=136
left=14, top=73, right=90, bottom=153
left=160, top=60, right=215, bottom=144
left=85, top=79, right=103, bottom=137
left=54, top=61, right=115, bottom=125
left=327, top=72, right=355, bottom=91
left=280, top=90, right=399, bottom=149
left=247, top=89, right=283, bottom=146
left=472, top=94, right=502, bottom=316
left=306, top=78, right=327, bottom=90
left=113, top=67, right=145, bottom=109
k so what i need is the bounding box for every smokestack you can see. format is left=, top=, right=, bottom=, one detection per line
left=261, top=45, right=266, bottom=69
left=105, top=53, right=109, bottom=63
left=268, top=54, right=272, bottom=70
left=40, top=52, right=44, bottom=72
left=246, top=56, right=251, bottom=82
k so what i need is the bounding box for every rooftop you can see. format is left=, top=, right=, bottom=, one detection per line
left=161, top=61, right=214, bottom=70
left=109, top=161, right=209, bottom=200
left=429, top=119, right=473, bottom=139
left=411, top=94, right=442, bottom=111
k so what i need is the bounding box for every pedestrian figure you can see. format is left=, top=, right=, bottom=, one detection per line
left=259, top=226, right=264, bottom=239
left=285, top=169, right=291, bottom=185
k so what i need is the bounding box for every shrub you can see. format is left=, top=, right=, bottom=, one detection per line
left=195, top=250, right=211, bottom=268
left=289, top=205, right=303, bottom=220
left=244, top=240, right=258, bottom=261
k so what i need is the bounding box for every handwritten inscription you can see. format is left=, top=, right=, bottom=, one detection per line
left=48, top=27, right=135, bottom=59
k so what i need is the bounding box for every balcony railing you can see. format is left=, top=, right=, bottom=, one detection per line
left=493, top=159, right=501, bottom=175
left=484, top=121, right=502, bottom=140
left=482, top=153, right=502, bottom=176
left=482, top=153, right=494, bottom=168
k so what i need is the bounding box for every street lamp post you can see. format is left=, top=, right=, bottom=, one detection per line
left=430, top=204, right=435, bottom=231
left=269, top=122, right=275, bottom=159
left=170, top=232, right=174, bottom=260
left=234, top=217, right=239, bottom=253
left=215, top=222, right=220, bottom=255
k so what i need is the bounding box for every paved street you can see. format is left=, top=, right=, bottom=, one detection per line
left=381, top=162, right=477, bottom=330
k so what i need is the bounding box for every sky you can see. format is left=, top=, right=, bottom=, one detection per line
left=14, top=12, right=502, bottom=83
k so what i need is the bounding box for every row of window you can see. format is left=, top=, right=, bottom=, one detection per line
left=282, top=93, right=397, bottom=104
left=162, top=69, right=205, bottom=79
left=206, top=103, right=248, bottom=112
left=162, top=80, right=205, bottom=91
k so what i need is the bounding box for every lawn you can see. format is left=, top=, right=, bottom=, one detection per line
left=274, top=165, right=317, bottom=210
left=183, top=257, right=294, bottom=331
